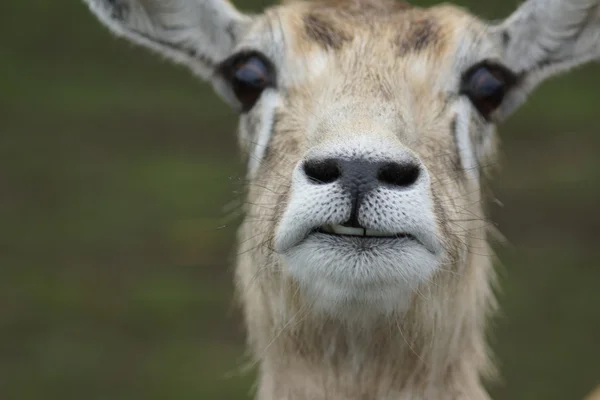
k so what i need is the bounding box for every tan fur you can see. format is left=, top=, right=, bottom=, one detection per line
left=81, top=0, right=600, bottom=397
left=235, top=1, right=497, bottom=398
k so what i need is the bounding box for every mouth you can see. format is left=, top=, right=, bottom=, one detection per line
left=282, top=222, right=442, bottom=314
left=315, top=224, right=416, bottom=240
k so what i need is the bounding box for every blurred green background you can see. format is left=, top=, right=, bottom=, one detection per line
left=1, top=0, right=599, bottom=399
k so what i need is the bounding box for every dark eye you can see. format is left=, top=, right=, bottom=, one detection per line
left=461, top=62, right=517, bottom=119
left=221, top=53, right=274, bottom=111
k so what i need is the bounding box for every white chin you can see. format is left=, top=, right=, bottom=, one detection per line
left=282, top=233, right=441, bottom=318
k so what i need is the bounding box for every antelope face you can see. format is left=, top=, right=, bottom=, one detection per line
left=83, top=0, right=600, bottom=316
left=235, top=3, right=507, bottom=313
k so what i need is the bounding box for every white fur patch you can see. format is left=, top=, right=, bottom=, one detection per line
left=243, top=90, right=281, bottom=177
left=453, top=98, right=479, bottom=182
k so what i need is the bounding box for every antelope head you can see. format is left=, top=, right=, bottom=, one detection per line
left=82, top=0, right=599, bottom=395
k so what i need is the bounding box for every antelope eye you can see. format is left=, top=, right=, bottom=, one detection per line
left=223, top=53, right=274, bottom=111
left=461, top=62, right=517, bottom=119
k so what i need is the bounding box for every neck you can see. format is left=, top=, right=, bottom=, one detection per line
left=236, top=231, right=496, bottom=400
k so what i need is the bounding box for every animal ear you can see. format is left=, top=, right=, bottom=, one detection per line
left=491, top=0, right=600, bottom=120
left=83, top=0, right=252, bottom=101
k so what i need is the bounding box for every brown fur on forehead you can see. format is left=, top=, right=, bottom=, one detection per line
left=397, top=15, right=442, bottom=55
left=303, top=12, right=352, bottom=50
left=279, top=0, right=481, bottom=55
left=267, top=2, right=488, bottom=114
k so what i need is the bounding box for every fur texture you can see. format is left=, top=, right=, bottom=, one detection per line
left=82, top=0, right=600, bottom=398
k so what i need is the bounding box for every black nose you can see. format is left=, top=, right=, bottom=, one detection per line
left=302, top=158, right=421, bottom=227
left=302, top=158, right=342, bottom=184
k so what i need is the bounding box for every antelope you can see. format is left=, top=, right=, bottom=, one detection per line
left=83, top=0, right=600, bottom=398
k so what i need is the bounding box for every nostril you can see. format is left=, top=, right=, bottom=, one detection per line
left=303, top=158, right=342, bottom=184
left=377, top=162, right=420, bottom=188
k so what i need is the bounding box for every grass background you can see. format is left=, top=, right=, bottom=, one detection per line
left=1, top=0, right=599, bottom=399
